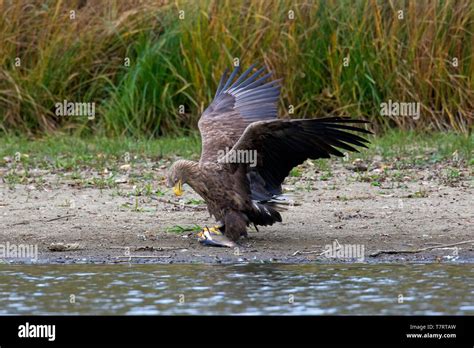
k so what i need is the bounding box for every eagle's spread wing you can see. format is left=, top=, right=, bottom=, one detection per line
left=198, top=64, right=280, bottom=163
left=220, top=117, right=372, bottom=198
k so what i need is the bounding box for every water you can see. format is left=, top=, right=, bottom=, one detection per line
left=1, top=264, right=473, bottom=315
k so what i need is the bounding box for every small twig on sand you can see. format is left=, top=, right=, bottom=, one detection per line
left=45, top=214, right=76, bottom=222
left=292, top=248, right=340, bottom=257
left=123, top=255, right=171, bottom=258
left=11, top=214, right=75, bottom=226
left=370, top=240, right=474, bottom=257
left=11, top=220, right=30, bottom=226
left=109, top=246, right=184, bottom=252
left=292, top=250, right=320, bottom=256
left=293, top=240, right=342, bottom=256
left=151, top=197, right=207, bottom=210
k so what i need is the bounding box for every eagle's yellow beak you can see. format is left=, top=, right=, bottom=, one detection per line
left=173, top=180, right=183, bottom=196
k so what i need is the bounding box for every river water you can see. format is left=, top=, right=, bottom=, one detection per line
left=1, top=263, right=472, bottom=315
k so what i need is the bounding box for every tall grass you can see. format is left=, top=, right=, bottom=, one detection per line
left=0, top=0, right=473, bottom=137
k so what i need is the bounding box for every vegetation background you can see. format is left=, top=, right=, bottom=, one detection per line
left=0, top=0, right=473, bottom=138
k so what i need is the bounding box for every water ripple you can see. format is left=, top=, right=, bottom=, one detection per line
left=0, top=264, right=472, bottom=315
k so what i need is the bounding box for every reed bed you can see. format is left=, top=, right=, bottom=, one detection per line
left=0, top=0, right=472, bottom=136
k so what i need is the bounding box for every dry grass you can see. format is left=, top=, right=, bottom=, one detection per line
left=0, top=0, right=472, bottom=136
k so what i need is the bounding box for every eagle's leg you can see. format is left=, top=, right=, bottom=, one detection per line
left=224, top=211, right=248, bottom=241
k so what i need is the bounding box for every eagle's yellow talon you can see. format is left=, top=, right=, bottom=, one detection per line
left=208, top=226, right=222, bottom=234
left=198, top=226, right=222, bottom=237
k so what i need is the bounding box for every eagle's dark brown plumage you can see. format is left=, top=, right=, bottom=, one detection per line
left=167, top=64, right=371, bottom=242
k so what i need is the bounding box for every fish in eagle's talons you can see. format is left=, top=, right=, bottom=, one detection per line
left=197, top=226, right=237, bottom=248
left=167, top=63, right=372, bottom=246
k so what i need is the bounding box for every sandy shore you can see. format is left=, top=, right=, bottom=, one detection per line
left=1, top=156, right=472, bottom=264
